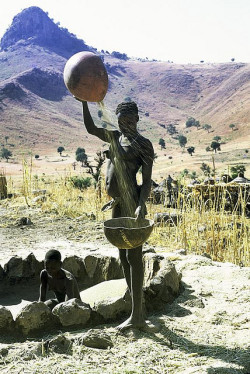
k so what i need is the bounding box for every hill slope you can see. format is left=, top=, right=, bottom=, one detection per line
left=0, top=6, right=249, bottom=177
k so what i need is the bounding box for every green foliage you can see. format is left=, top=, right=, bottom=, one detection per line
left=158, top=138, right=166, bottom=149
left=230, top=165, right=246, bottom=179
left=229, top=123, right=236, bottom=131
left=206, top=146, right=211, bottom=152
left=200, top=162, right=211, bottom=176
left=213, top=136, right=221, bottom=142
left=97, top=110, right=103, bottom=119
left=187, top=146, right=195, bottom=156
left=203, top=124, right=212, bottom=133
left=76, top=147, right=87, bottom=166
left=180, top=168, right=189, bottom=177
left=186, top=117, right=200, bottom=128
left=57, top=146, right=65, bottom=156
left=76, top=151, right=87, bottom=166
left=35, top=154, right=39, bottom=159
left=1, top=147, right=12, bottom=162
left=69, top=176, right=92, bottom=190
left=190, top=171, right=197, bottom=179
left=210, top=141, right=221, bottom=153
left=178, top=135, right=187, bottom=148
left=76, top=147, right=86, bottom=155
left=166, top=124, right=178, bottom=135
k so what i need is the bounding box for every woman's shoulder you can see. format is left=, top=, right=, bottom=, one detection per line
left=138, top=135, right=154, bottom=154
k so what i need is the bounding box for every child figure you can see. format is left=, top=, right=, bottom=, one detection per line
left=39, top=249, right=81, bottom=310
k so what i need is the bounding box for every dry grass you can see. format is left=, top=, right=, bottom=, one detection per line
left=5, top=162, right=250, bottom=267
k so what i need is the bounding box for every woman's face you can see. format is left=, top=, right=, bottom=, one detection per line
left=117, top=112, right=138, bottom=135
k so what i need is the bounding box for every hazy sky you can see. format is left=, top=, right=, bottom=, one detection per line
left=0, top=0, right=250, bottom=64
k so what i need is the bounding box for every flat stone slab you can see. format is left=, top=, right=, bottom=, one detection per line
left=80, top=278, right=127, bottom=308
left=80, top=279, right=130, bottom=320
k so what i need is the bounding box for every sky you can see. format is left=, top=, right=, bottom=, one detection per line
left=0, top=0, right=250, bottom=64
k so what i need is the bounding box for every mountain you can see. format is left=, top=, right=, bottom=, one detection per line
left=0, top=6, right=249, bottom=176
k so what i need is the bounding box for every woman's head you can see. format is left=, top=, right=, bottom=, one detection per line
left=115, top=101, right=139, bottom=135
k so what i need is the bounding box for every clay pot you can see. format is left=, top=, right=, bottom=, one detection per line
left=63, top=51, right=108, bottom=102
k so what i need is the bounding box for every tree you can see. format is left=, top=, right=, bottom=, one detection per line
left=213, top=136, right=221, bottom=142
left=185, top=117, right=200, bottom=129
left=35, top=155, right=39, bottom=159
left=229, top=123, right=235, bottom=131
left=76, top=147, right=86, bottom=156
left=1, top=147, right=12, bottom=162
left=76, top=148, right=88, bottom=167
left=203, top=124, right=212, bottom=133
left=4, top=136, right=9, bottom=144
left=178, top=135, right=187, bottom=148
left=210, top=141, right=221, bottom=153
left=190, top=171, right=197, bottom=179
left=230, top=165, right=246, bottom=179
left=206, top=146, right=211, bottom=152
left=158, top=138, right=166, bottom=149
left=200, top=162, right=211, bottom=176
left=98, top=110, right=103, bottom=119
left=231, top=58, right=235, bottom=62
left=57, top=146, right=65, bottom=156
left=187, top=146, right=195, bottom=156
left=166, top=124, right=178, bottom=135
left=186, top=117, right=196, bottom=128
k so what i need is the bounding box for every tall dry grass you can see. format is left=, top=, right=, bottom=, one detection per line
left=6, top=162, right=250, bottom=267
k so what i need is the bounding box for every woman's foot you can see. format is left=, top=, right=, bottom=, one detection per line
left=117, top=316, right=147, bottom=332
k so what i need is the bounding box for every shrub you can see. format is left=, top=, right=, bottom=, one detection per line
left=230, top=165, right=246, bottom=179
left=69, top=176, right=92, bottom=190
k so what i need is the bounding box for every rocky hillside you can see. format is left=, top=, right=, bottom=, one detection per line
left=1, top=6, right=93, bottom=58
left=0, top=6, right=249, bottom=175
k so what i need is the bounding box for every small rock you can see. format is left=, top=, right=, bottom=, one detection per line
left=47, top=334, right=72, bottom=354
left=0, top=347, right=8, bottom=356
left=15, top=302, right=54, bottom=336
left=32, top=195, right=46, bottom=204
left=174, top=249, right=187, bottom=255
left=62, top=256, right=86, bottom=281
left=52, top=298, right=91, bottom=327
left=82, top=253, right=123, bottom=285
left=4, top=253, right=43, bottom=282
left=77, top=329, right=113, bottom=349
left=16, top=217, right=32, bottom=226
left=32, top=189, right=46, bottom=196
left=0, top=306, right=14, bottom=331
left=183, top=298, right=205, bottom=308
left=201, top=253, right=212, bottom=259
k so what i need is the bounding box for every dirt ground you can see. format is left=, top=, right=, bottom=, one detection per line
left=0, top=203, right=249, bottom=374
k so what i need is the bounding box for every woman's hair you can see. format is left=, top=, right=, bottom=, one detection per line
left=45, top=249, right=61, bottom=262
left=115, top=101, right=138, bottom=116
